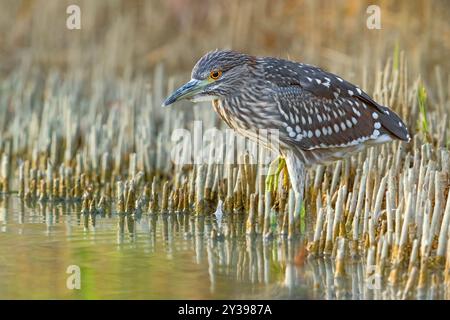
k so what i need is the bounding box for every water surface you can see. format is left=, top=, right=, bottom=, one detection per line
left=0, top=195, right=429, bottom=300
left=0, top=196, right=310, bottom=299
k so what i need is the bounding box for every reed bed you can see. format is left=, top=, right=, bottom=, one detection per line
left=0, top=49, right=448, bottom=299
left=0, top=0, right=449, bottom=300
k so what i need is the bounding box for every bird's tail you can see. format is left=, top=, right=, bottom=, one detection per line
left=377, top=105, right=410, bottom=142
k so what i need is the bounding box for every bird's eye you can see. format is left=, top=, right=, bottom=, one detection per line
left=209, top=70, right=222, bottom=80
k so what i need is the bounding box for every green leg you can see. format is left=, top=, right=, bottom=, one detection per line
left=265, top=157, right=286, bottom=192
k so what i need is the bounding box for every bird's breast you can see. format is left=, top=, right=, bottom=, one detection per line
left=211, top=98, right=282, bottom=154
left=212, top=99, right=231, bottom=126
left=212, top=98, right=252, bottom=133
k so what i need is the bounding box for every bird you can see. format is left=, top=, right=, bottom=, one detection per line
left=162, top=49, right=410, bottom=207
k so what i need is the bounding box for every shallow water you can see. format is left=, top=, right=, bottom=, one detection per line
left=0, top=195, right=442, bottom=300
left=0, top=195, right=304, bottom=299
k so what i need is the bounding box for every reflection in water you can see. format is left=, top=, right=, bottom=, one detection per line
left=0, top=195, right=447, bottom=299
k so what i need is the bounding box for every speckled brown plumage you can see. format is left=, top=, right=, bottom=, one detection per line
left=188, top=49, right=409, bottom=167
left=163, top=49, right=410, bottom=197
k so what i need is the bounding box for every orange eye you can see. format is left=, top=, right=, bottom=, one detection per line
left=210, top=70, right=222, bottom=80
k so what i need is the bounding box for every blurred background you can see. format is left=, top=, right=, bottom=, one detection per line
left=0, top=0, right=449, bottom=90
left=0, top=0, right=449, bottom=300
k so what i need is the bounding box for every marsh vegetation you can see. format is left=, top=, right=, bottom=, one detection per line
left=0, top=0, right=449, bottom=299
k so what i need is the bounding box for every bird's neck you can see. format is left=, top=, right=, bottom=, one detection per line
left=212, top=99, right=220, bottom=110
left=211, top=98, right=236, bottom=130
left=212, top=98, right=226, bottom=120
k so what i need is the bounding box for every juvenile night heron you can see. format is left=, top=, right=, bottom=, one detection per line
left=163, top=50, right=410, bottom=204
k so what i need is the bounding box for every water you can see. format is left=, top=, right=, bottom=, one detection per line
left=0, top=195, right=442, bottom=300
left=0, top=195, right=309, bottom=299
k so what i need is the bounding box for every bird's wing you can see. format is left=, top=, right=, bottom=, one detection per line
left=263, top=59, right=409, bottom=145
left=265, top=58, right=410, bottom=145
left=303, top=68, right=409, bottom=142
left=272, top=85, right=379, bottom=151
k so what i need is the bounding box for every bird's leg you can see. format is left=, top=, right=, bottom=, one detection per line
left=265, top=157, right=279, bottom=192
left=284, top=152, right=306, bottom=234
left=272, top=157, right=286, bottom=192
left=265, top=156, right=286, bottom=192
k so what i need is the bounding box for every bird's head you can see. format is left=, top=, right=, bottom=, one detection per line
left=162, top=50, right=255, bottom=106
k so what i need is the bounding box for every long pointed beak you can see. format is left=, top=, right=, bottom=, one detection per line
left=162, top=79, right=207, bottom=107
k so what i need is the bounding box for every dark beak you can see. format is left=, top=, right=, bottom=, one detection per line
left=162, top=79, right=206, bottom=107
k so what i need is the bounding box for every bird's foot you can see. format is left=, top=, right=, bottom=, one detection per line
left=265, top=157, right=286, bottom=192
